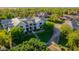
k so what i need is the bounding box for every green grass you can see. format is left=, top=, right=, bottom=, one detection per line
left=37, top=21, right=54, bottom=42
left=23, top=33, right=36, bottom=41
left=37, top=30, right=52, bottom=42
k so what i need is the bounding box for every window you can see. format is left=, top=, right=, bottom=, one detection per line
left=30, top=27, right=32, bottom=30
left=40, top=23, right=42, bottom=25
left=26, top=28, right=29, bottom=31
left=30, top=24, right=32, bottom=25
left=26, top=24, right=28, bottom=27
left=34, top=26, right=36, bottom=31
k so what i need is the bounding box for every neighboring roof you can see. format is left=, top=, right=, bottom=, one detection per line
left=63, top=15, right=79, bottom=21
left=73, top=15, right=79, bottom=21
left=1, top=19, right=11, bottom=25
left=60, top=15, right=74, bottom=20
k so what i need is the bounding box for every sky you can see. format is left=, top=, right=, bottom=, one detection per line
left=0, top=0, right=79, bottom=7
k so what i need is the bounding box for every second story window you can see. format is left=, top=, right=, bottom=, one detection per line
left=30, top=24, right=32, bottom=26
left=26, top=24, right=28, bottom=27
left=40, top=23, right=42, bottom=25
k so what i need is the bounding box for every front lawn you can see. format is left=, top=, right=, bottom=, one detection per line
left=37, top=21, right=54, bottom=42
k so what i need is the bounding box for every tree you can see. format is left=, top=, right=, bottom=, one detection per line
left=48, top=14, right=63, bottom=23
left=10, top=27, right=25, bottom=44
left=0, top=30, right=12, bottom=49
left=60, top=24, right=73, bottom=38
left=10, top=38, right=49, bottom=51
left=6, top=13, right=15, bottom=19
left=67, top=30, right=79, bottom=50
left=59, top=24, right=73, bottom=46
left=0, top=14, right=7, bottom=19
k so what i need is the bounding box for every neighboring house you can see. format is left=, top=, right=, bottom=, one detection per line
left=60, top=15, right=74, bottom=21
left=35, top=12, right=49, bottom=18
left=1, top=17, right=46, bottom=32
left=60, top=15, right=79, bottom=29
left=1, top=19, right=13, bottom=30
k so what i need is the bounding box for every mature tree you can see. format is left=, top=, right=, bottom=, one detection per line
left=60, top=24, right=73, bottom=38
left=42, top=21, right=53, bottom=31
left=10, top=38, right=49, bottom=51
left=10, top=27, right=25, bottom=44
left=48, top=14, right=63, bottom=23
left=0, top=30, right=12, bottom=49
left=59, top=24, right=73, bottom=46
left=6, top=13, right=15, bottom=19
left=0, top=14, right=7, bottom=19
left=67, top=30, right=79, bottom=50
left=0, top=8, right=79, bottom=20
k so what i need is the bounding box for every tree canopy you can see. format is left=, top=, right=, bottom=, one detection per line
left=0, top=30, right=12, bottom=49
left=67, top=30, right=79, bottom=50
left=10, top=38, right=49, bottom=51
left=10, top=27, right=25, bottom=44
left=59, top=24, right=73, bottom=46
left=60, top=24, right=73, bottom=37
left=0, top=8, right=78, bottom=19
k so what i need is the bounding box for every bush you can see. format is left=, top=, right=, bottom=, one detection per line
left=10, top=38, right=49, bottom=51
left=10, top=27, right=25, bottom=45
left=67, top=30, right=79, bottom=50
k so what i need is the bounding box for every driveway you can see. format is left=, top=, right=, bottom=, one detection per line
left=71, top=20, right=79, bottom=29
left=47, top=24, right=61, bottom=45
left=47, top=24, right=61, bottom=51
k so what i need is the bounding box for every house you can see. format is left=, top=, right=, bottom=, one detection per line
left=1, top=17, right=46, bottom=32
left=1, top=19, right=13, bottom=30
left=60, top=15, right=79, bottom=30
left=20, top=17, right=46, bottom=32
left=60, top=15, right=74, bottom=21
left=35, top=12, right=49, bottom=18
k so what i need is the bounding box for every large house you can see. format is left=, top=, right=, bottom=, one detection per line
left=1, top=17, right=47, bottom=32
